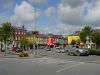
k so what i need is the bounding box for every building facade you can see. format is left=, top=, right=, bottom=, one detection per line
left=67, top=35, right=80, bottom=44
left=46, top=34, right=67, bottom=48
left=13, top=25, right=27, bottom=47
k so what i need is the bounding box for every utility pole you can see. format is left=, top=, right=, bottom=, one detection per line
left=33, top=0, right=36, bottom=55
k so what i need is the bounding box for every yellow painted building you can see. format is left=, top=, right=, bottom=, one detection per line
left=26, top=35, right=34, bottom=44
left=67, top=35, right=80, bottom=44
left=26, top=34, right=45, bottom=45
left=26, top=35, right=41, bottom=44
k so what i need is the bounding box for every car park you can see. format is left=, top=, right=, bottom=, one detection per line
left=65, top=45, right=89, bottom=56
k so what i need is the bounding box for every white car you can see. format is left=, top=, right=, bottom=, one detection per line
left=65, top=45, right=89, bottom=56
left=55, top=47, right=65, bottom=53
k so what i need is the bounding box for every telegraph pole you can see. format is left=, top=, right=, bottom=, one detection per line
left=33, top=0, right=36, bottom=55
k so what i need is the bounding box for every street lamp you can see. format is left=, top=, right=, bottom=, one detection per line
left=33, top=0, right=37, bottom=55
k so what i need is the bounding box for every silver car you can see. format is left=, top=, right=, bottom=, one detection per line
left=55, top=47, right=65, bottom=53
left=65, top=45, right=89, bottom=56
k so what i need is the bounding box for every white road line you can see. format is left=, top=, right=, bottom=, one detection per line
left=56, top=62, right=84, bottom=73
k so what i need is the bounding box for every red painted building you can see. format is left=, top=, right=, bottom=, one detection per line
left=46, top=34, right=66, bottom=48
left=46, top=34, right=55, bottom=48
left=13, top=25, right=27, bottom=47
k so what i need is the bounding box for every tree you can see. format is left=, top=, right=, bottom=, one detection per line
left=0, top=27, right=3, bottom=51
left=0, top=22, right=15, bottom=55
left=71, top=39, right=77, bottom=45
left=80, top=26, right=93, bottom=43
left=20, top=37, right=29, bottom=50
left=91, top=32, right=100, bottom=49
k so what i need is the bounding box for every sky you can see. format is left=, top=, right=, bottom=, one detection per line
left=0, top=0, right=100, bottom=36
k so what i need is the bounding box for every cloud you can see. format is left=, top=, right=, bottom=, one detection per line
left=38, top=22, right=83, bottom=36
left=11, top=1, right=39, bottom=24
left=25, top=0, right=48, bottom=4
left=57, top=0, right=100, bottom=27
left=60, top=0, right=86, bottom=8
left=84, top=1, right=100, bottom=26
left=45, top=7, right=56, bottom=18
left=58, top=4, right=85, bottom=25
left=41, top=0, right=100, bottom=35
left=1, top=0, right=100, bottom=36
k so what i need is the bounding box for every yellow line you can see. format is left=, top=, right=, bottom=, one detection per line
left=93, top=60, right=100, bottom=62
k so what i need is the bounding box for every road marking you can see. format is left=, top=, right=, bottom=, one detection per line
left=92, top=60, right=100, bottom=63
left=56, top=62, right=84, bottom=73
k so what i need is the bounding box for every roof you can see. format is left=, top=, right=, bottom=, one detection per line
left=93, top=29, right=100, bottom=33
left=68, top=31, right=80, bottom=36
left=27, top=31, right=33, bottom=36
left=39, top=34, right=47, bottom=38
left=14, top=25, right=27, bottom=31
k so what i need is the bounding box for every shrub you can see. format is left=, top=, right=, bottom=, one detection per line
left=19, top=52, right=24, bottom=57
left=89, top=49, right=100, bottom=55
left=89, top=49, right=97, bottom=55
left=19, top=51, right=29, bottom=57
left=24, top=52, right=29, bottom=57
left=96, top=50, right=100, bottom=56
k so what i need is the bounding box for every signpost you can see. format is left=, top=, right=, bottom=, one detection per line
left=86, top=36, right=89, bottom=44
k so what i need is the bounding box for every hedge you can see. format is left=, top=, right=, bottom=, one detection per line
left=89, top=49, right=100, bottom=56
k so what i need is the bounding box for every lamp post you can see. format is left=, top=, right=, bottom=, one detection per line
left=33, top=0, right=37, bottom=55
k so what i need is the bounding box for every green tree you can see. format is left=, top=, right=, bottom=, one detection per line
left=20, top=37, right=29, bottom=50
left=0, top=22, right=15, bottom=55
left=80, top=26, right=93, bottom=43
left=71, top=39, right=77, bottom=45
left=0, top=27, right=3, bottom=51
left=91, top=32, right=100, bottom=49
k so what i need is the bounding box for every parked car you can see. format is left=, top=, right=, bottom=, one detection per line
left=65, top=45, right=89, bottom=56
left=55, top=47, right=65, bottom=53
left=46, top=47, right=51, bottom=51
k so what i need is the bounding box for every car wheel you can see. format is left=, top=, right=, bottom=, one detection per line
left=66, top=51, right=70, bottom=55
left=76, top=51, right=80, bottom=56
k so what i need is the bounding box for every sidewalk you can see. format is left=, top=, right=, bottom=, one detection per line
left=0, top=52, right=42, bottom=59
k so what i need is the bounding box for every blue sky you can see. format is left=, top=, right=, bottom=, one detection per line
left=0, top=0, right=100, bottom=36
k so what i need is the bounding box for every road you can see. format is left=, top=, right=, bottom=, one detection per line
left=36, top=49, right=100, bottom=63
left=0, top=49, right=100, bottom=75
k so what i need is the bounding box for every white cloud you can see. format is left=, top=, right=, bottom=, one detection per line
left=45, top=7, right=56, bottom=18
left=58, top=4, right=84, bottom=25
left=57, top=0, right=100, bottom=27
left=25, top=0, right=48, bottom=4
left=9, top=0, right=100, bottom=36
left=38, top=22, right=82, bottom=36
left=60, top=0, right=86, bottom=8
left=84, top=1, right=100, bottom=26
left=11, top=1, right=39, bottom=23
left=42, top=0, right=100, bottom=35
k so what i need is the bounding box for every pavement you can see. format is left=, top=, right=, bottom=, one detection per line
left=0, top=49, right=100, bottom=75
left=0, top=51, right=42, bottom=59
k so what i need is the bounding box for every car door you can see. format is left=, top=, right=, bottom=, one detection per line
left=71, top=45, right=76, bottom=53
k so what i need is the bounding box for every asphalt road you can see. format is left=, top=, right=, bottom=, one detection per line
left=35, top=49, right=100, bottom=63
left=0, top=49, right=100, bottom=75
